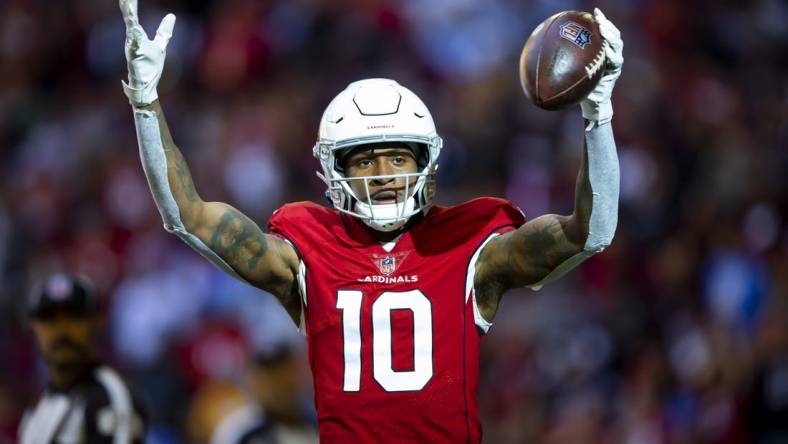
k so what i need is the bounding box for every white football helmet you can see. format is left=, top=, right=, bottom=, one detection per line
left=313, top=79, right=443, bottom=232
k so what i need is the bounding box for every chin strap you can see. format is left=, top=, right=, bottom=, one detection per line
left=356, top=197, right=416, bottom=232
left=362, top=218, right=408, bottom=232
left=528, top=121, right=619, bottom=290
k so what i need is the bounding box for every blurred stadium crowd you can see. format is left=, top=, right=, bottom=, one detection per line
left=1, top=0, right=787, bottom=442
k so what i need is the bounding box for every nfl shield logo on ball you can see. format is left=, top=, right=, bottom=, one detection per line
left=379, top=256, right=396, bottom=275
left=559, top=22, right=592, bottom=48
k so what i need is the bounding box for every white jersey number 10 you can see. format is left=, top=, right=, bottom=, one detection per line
left=336, top=289, right=433, bottom=392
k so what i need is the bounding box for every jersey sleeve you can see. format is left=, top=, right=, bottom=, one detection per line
left=267, top=201, right=333, bottom=252
left=267, top=204, right=295, bottom=242
left=429, top=197, right=525, bottom=235
left=267, top=202, right=332, bottom=335
left=481, top=197, right=526, bottom=233
left=268, top=201, right=320, bottom=235
left=458, top=198, right=526, bottom=334
left=267, top=200, right=354, bottom=270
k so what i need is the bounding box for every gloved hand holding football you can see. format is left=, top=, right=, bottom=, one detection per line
left=520, top=8, right=623, bottom=124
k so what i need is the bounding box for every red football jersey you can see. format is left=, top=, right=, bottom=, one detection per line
left=268, top=197, right=525, bottom=443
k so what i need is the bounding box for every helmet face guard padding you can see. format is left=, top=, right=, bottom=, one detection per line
left=313, top=79, right=443, bottom=232
left=317, top=168, right=436, bottom=224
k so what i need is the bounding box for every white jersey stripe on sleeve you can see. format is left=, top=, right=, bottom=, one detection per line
left=465, top=232, right=500, bottom=333
left=297, top=259, right=308, bottom=335
left=297, top=259, right=308, bottom=307
left=280, top=238, right=307, bottom=335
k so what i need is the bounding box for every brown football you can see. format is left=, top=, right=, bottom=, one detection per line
left=519, top=11, right=606, bottom=110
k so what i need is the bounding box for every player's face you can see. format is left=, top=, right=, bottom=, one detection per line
left=31, top=311, right=95, bottom=368
left=342, top=145, right=419, bottom=204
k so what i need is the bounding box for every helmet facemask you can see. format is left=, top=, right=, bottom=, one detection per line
left=313, top=79, right=442, bottom=232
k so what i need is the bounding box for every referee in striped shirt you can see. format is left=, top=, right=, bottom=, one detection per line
left=18, top=273, right=146, bottom=444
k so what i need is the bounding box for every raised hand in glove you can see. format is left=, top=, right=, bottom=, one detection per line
left=120, top=0, right=175, bottom=107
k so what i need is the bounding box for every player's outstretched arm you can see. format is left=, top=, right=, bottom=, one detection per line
left=476, top=131, right=612, bottom=291
left=136, top=101, right=300, bottom=295
left=119, top=1, right=300, bottom=320
left=474, top=9, right=623, bottom=322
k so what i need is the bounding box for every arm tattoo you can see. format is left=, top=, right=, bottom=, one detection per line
left=482, top=215, right=581, bottom=291
left=210, top=209, right=300, bottom=322
left=210, top=210, right=269, bottom=272
left=247, top=241, right=268, bottom=270
left=166, top=147, right=200, bottom=202
left=510, top=218, right=577, bottom=279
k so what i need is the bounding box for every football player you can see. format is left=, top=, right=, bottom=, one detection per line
left=119, top=1, right=622, bottom=442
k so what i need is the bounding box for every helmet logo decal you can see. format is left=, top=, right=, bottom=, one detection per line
left=313, top=142, right=331, bottom=160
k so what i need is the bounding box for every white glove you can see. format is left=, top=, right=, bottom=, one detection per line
left=120, top=0, right=175, bottom=107
left=580, top=8, right=623, bottom=126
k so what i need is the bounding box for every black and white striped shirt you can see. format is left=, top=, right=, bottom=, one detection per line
left=18, top=364, right=145, bottom=444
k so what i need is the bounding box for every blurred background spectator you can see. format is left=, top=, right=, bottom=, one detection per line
left=0, top=0, right=786, bottom=442
left=209, top=342, right=317, bottom=444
